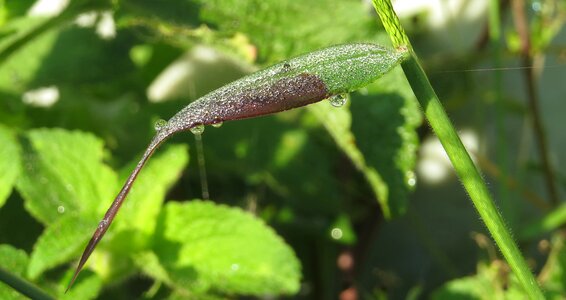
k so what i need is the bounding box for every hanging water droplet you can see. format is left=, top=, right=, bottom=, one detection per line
left=57, top=206, right=65, bottom=214
left=212, top=121, right=223, bottom=128
left=329, top=94, right=347, bottom=107
left=190, top=124, right=205, bottom=135
left=98, top=219, right=108, bottom=229
left=154, top=119, right=167, bottom=131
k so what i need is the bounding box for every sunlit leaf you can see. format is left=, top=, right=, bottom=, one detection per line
left=0, top=125, right=20, bottom=209
left=113, top=144, right=189, bottom=234
left=27, top=214, right=96, bottom=279
left=539, top=234, right=566, bottom=297
left=16, top=128, right=117, bottom=224
left=0, top=245, right=29, bottom=299
left=197, top=0, right=379, bottom=63
left=153, top=200, right=301, bottom=296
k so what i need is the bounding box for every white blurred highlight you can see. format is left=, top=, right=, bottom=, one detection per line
left=393, top=0, right=487, bottom=29
left=75, top=12, right=98, bottom=27
left=22, top=86, right=60, bottom=107
left=96, top=11, right=116, bottom=39
left=417, top=129, right=479, bottom=184
left=75, top=11, right=116, bottom=40
left=147, top=46, right=225, bottom=103
left=28, top=0, right=69, bottom=17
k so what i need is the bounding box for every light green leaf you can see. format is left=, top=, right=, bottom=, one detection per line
left=431, top=262, right=505, bottom=300
left=113, top=144, right=189, bottom=235
left=0, top=16, right=59, bottom=93
left=539, top=234, right=566, bottom=297
left=16, top=128, right=117, bottom=224
left=59, top=271, right=102, bottom=300
left=0, top=125, right=21, bottom=209
left=519, top=203, right=566, bottom=240
left=0, top=244, right=29, bottom=300
left=133, top=251, right=172, bottom=285
left=27, top=214, right=96, bottom=279
left=431, top=260, right=529, bottom=300
left=153, top=200, right=301, bottom=296
left=309, top=66, right=421, bottom=218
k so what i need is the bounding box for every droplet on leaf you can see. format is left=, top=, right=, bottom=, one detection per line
left=154, top=119, right=167, bottom=131
left=211, top=120, right=223, bottom=128
left=190, top=124, right=205, bottom=135
left=328, top=94, right=347, bottom=107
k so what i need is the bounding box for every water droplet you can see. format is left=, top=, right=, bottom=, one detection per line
left=98, top=219, right=108, bottom=229
left=282, top=63, right=291, bottom=72
left=154, top=119, right=167, bottom=131
left=190, top=124, right=205, bottom=135
left=57, top=206, right=65, bottom=213
left=211, top=121, right=223, bottom=128
left=330, top=228, right=343, bottom=240
left=329, top=94, right=347, bottom=107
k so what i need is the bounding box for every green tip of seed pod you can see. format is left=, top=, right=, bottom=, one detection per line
left=307, top=43, right=408, bottom=94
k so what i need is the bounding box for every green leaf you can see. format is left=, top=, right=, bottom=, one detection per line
left=519, top=203, right=566, bottom=240
left=539, top=234, right=566, bottom=296
left=59, top=271, right=102, bottom=300
left=153, top=200, right=301, bottom=296
left=431, top=260, right=531, bottom=300
left=113, top=144, right=189, bottom=235
left=27, top=214, right=96, bottom=279
left=16, top=128, right=117, bottom=224
left=309, top=66, right=421, bottom=218
left=0, top=125, right=21, bottom=209
left=0, top=17, right=59, bottom=93
left=431, top=262, right=507, bottom=300
left=133, top=251, right=172, bottom=285
left=197, top=0, right=379, bottom=62
left=0, top=244, right=29, bottom=300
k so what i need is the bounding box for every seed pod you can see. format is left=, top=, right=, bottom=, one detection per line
left=67, top=43, right=407, bottom=290
left=160, top=43, right=407, bottom=137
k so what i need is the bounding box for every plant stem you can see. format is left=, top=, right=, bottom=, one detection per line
left=489, top=0, right=512, bottom=221
left=511, top=0, right=560, bottom=206
left=0, top=267, right=55, bottom=300
left=371, top=0, right=544, bottom=298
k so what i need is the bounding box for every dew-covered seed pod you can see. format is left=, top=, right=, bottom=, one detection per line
left=67, top=43, right=407, bottom=290
left=159, top=43, right=407, bottom=137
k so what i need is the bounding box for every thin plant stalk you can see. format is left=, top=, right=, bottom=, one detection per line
left=0, top=267, right=55, bottom=300
left=371, top=0, right=544, bottom=298
left=511, top=0, right=560, bottom=206
left=489, top=0, right=513, bottom=220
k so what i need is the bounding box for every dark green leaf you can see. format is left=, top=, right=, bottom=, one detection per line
left=309, top=66, right=421, bottom=218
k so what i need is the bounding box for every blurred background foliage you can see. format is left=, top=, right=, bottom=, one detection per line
left=0, top=0, right=566, bottom=299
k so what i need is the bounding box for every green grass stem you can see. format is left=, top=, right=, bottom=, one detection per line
left=371, top=0, right=544, bottom=298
